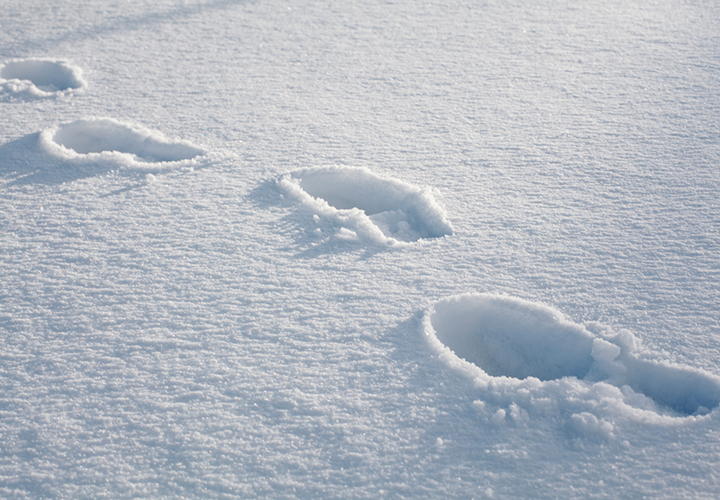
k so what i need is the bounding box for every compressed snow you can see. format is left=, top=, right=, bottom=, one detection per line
left=0, top=59, right=86, bottom=97
left=278, top=166, right=453, bottom=245
left=39, top=118, right=206, bottom=169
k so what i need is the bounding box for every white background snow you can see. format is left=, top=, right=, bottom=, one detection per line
left=1, top=0, right=720, bottom=498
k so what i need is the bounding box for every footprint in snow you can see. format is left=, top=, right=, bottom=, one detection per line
left=278, top=166, right=453, bottom=246
left=40, top=118, right=205, bottom=169
left=424, top=294, right=720, bottom=418
left=0, top=59, right=86, bottom=97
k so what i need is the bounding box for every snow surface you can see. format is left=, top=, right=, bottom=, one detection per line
left=1, top=0, right=720, bottom=498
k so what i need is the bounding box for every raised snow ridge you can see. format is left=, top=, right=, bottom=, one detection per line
left=425, top=293, right=720, bottom=416
left=40, top=118, right=205, bottom=167
left=279, top=166, right=453, bottom=245
left=0, top=59, right=86, bottom=95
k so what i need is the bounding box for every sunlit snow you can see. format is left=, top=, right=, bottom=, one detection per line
left=1, top=0, right=720, bottom=498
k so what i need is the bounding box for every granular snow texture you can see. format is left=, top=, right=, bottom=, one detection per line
left=1, top=0, right=720, bottom=499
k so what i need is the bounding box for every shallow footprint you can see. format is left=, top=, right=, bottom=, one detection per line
left=278, top=166, right=453, bottom=245
left=40, top=118, right=205, bottom=169
left=0, top=59, right=86, bottom=96
left=424, top=293, right=720, bottom=417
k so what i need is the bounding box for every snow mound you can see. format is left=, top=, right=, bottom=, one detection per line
left=39, top=118, right=205, bottom=169
left=0, top=59, right=86, bottom=96
left=424, top=294, right=720, bottom=417
left=278, top=166, right=453, bottom=245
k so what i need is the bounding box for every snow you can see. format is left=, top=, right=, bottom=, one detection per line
left=424, top=293, right=720, bottom=417
left=1, top=0, right=720, bottom=498
left=278, top=166, right=453, bottom=245
left=41, top=118, right=206, bottom=167
left=426, top=293, right=596, bottom=381
left=0, top=59, right=86, bottom=97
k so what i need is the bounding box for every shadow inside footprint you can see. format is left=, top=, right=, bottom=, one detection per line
left=425, top=293, right=720, bottom=416
left=622, top=357, right=720, bottom=415
left=1, top=59, right=86, bottom=94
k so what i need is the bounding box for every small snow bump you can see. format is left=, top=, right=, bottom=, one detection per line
left=337, top=228, right=358, bottom=240
left=491, top=409, right=506, bottom=425
left=569, top=412, right=615, bottom=440
left=591, top=338, right=621, bottom=363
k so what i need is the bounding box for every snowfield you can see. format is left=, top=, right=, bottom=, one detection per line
left=1, top=0, right=719, bottom=499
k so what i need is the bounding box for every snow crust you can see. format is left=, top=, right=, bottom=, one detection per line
left=40, top=118, right=206, bottom=168
left=424, top=294, right=720, bottom=418
left=278, top=166, right=453, bottom=245
left=0, top=59, right=86, bottom=97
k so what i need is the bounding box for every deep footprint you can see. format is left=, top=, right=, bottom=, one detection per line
left=425, top=293, right=720, bottom=416
left=428, top=294, right=595, bottom=381
left=279, top=166, right=453, bottom=244
left=0, top=59, right=86, bottom=95
left=40, top=118, right=205, bottom=165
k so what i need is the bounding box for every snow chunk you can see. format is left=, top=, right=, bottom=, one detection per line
left=424, top=293, right=720, bottom=417
left=491, top=408, right=506, bottom=425
left=278, top=166, right=453, bottom=245
left=0, top=59, right=86, bottom=96
left=591, top=338, right=621, bottom=363
left=569, top=412, right=615, bottom=440
left=40, top=118, right=205, bottom=169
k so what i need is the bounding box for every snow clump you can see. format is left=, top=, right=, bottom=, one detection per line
left=40, top=118, right=205, bottom=169
left=278, top=166, right=453, bottom=245
left=0, top=59, right=86, bottom=96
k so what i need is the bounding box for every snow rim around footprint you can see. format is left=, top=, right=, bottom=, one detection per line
left=0, top=58, right=87, bottom=97
left=277, top=165, right=454, bottom=247
left=39, top=117, right=208, bottom=171
left=423, top=293, right=720, bottom=432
